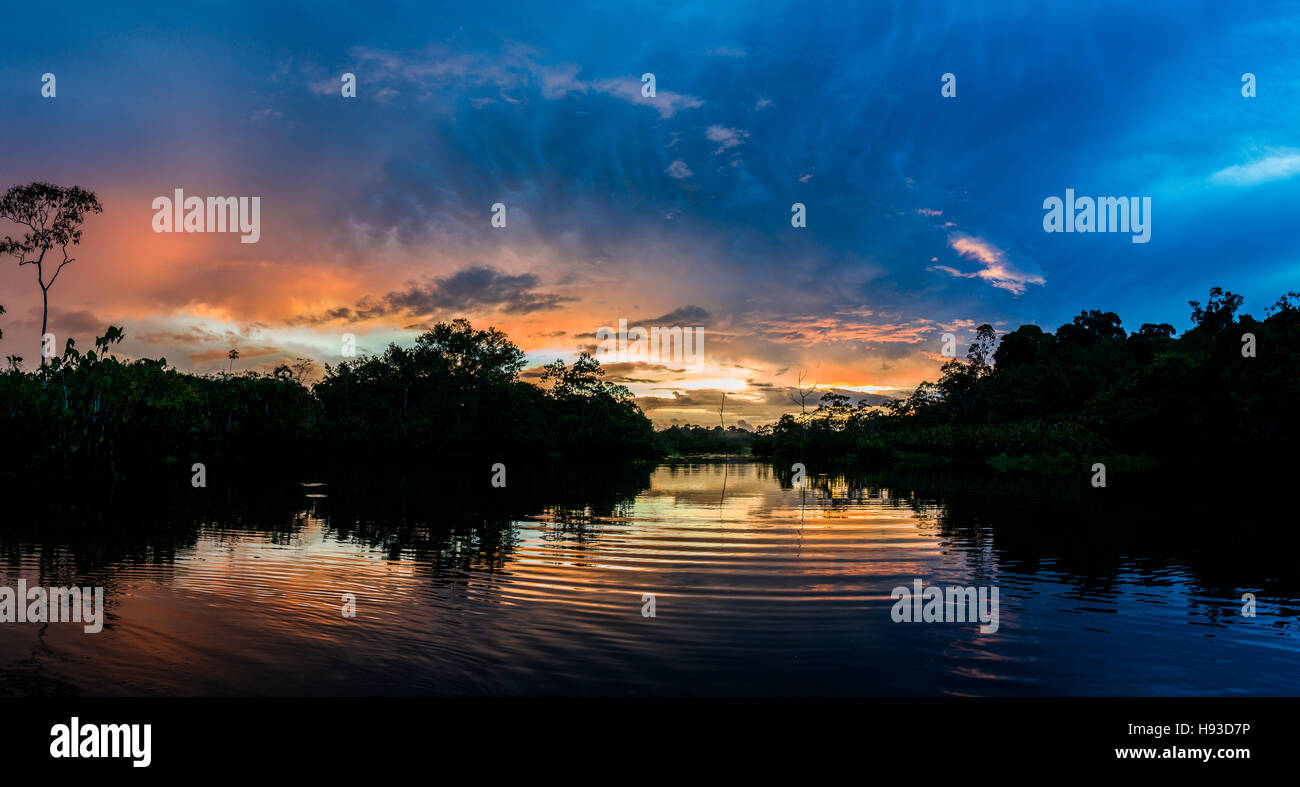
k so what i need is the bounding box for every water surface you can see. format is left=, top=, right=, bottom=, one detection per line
left=2, top=461, right=1297, bottom=695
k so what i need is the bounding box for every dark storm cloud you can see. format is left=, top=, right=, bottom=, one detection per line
left=291, top=265, right=574, bottom=324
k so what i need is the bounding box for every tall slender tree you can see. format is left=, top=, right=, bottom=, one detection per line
left=0, top=182, right=103, bottom=365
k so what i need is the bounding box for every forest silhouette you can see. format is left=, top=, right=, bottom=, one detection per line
left=751, top=287, right=1300, bottom=474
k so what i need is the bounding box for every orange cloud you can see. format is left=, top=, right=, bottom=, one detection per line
left=936, top=234, right=1046, bottom=295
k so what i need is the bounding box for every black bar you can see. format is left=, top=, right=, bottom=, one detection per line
left=5, top=697, right=1288, bottom=775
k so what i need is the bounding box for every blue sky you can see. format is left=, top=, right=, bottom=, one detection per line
left=1, top=0, right=1297, bottom=423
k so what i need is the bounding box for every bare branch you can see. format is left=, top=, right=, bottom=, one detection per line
left=46, top=249, right=75, bottom=288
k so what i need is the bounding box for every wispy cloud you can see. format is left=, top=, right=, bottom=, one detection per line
left=935, top=234, right=1046, bottom=295
left=318, top=46, right=705, bottom=118
left=1210, top=149, right=1300, bottom=186
left=745, top=311, right=942, bottom=345
left=250, top=108, right=282, bottom=124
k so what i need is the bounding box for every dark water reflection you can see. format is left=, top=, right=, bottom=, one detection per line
left=1, top=460, right=1297, bottom=696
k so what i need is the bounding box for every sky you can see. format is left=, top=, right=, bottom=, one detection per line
left=2, top=0, right=1298, bottom=426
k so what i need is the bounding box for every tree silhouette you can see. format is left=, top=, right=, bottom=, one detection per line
left=966, top=323, right=998, bottom=375
left=786, top=368, right=817, bottom=456
left=0, top=183, right=103, bottom=366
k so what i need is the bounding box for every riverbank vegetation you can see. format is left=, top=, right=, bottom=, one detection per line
left=0, top=317, right=659, bottom=479
left=752, top=287, right=1300, bottom=473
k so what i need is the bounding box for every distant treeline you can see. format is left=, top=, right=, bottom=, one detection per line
left=0, top=318, right=659, bottom=480
left=752, top=288, right=1300, bottom=473
left=656, top=424, right=754, bottom=455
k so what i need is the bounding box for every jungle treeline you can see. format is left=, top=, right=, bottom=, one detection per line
left=0, top=317, right=659, bottom=480
left=2, top=287, right=1297, bottom=481
left=751, top=287, right=1300, bottom=473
